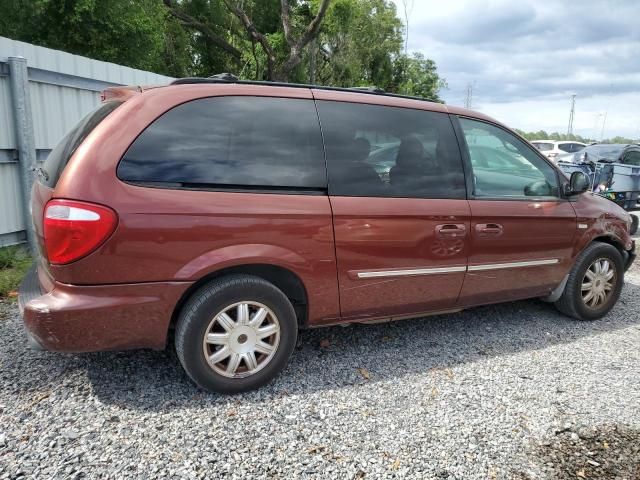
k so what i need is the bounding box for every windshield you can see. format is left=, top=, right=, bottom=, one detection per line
left=40, top=101, right=122, bottom=188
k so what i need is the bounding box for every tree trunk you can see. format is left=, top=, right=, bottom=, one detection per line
left=224, top=0, right=330, bottom=82
left=309, top=38, right=317, bottom=84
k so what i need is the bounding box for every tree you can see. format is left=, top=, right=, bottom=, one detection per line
left=162, top=0, right=242, bottom=65
left=0, top=0, right=448, bottom=102
left=0, top=0, right=189, bottom=76
left=219, top=0, right=330, bottom=81
left=315, top=0, right=402, bottom=88
left=391, top=52, right=446, bottom=101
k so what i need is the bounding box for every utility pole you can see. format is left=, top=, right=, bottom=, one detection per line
left=600, top=110, right=608, bottom=142
left=567, top=94, right=576, bottom=137
left=592, top=113, right=603, bottom=142
left=600, top=85, right=612, bottom=142
left=400, top=0, right=413, bottom=95
left=402, top=0, right=413, bottom=55
left=464, top=82, right=473, bottom=109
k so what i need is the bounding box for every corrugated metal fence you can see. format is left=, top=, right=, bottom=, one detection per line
left=0, top=36, right=173, bottom=248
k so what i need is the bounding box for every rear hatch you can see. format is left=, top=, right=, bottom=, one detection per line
left=31, top=100, right=123, bottom=267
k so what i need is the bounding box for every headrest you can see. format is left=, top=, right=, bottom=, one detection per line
left=352, top=138, right=371, bottom=162
left=396, top=137, right=424, bottom=168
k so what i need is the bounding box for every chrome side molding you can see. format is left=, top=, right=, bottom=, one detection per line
left=467, top=258, right=559, bottom=272
left=355, top=258, right=560, bottom=279
left=357, top=266, right=467, bottom=278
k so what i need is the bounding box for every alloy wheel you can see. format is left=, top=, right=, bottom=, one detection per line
left=202, top=301, right=281, bottom=378
left=581, top=258, right=616, bottom=309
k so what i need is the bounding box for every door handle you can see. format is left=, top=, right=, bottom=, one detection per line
left=435, top=224, right=467, bottom=238
left=475, top=223, right=503, bottom=236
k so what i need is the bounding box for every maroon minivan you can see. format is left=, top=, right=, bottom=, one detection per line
left=19, top=77, right=636, bottom=393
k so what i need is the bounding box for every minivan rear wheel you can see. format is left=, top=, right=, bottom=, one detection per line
left=554, top=242, right=624, bottom=320
left=175, top=275, right=298, bottom=394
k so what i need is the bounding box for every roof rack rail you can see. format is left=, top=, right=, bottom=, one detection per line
left=169, top=74, right=440, bottom=104
left=348, top=86, right=386, bottom=94
left=209, top=72, right=239, bottom=81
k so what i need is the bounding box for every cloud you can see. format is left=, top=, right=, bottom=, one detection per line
left=392, top=0, right=640, bottom=138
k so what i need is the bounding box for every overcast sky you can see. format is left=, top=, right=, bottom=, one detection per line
left=391, top=0, right=640, bottom=140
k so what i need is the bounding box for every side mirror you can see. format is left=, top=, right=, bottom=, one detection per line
left=568, top=171, right=590, bottom=195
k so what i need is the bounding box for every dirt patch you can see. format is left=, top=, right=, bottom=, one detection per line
left=536, top=425, right=640, bottom=479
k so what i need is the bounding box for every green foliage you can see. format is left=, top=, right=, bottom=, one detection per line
left=0, top=246, right=32, bottom=299
left=0, top=0, right=446, bottom=100
left=391, top=52, right=446, bottom=101
left=515, top=129, right=638, bottom=145
left=608, top=135, right=638, bottom=144
left=316, top=0, right=403, bottom=88
left=1, top=0, right=170, bottom=72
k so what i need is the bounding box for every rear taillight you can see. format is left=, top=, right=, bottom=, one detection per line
left=44, top=200, right=118, bottom=265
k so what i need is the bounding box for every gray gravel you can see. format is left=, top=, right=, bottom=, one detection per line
left=1, top=252, right=640, bottom=479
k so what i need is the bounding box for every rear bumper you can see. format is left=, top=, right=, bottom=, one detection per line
left=19, top=265, right=191, bottom=352
left=18, top=266, right=46, bottom=350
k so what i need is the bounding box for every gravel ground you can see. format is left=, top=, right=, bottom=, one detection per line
left=1, top=252, right=639, bottom=479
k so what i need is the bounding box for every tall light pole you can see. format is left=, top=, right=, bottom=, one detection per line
left=567, top=94, right=576, bottom=137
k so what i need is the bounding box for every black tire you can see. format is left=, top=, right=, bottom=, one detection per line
left=175, top=274, right=298, bottom=394
left=554, top=242, right=624, bottom=320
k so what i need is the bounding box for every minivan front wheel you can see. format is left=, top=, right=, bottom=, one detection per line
left=175, top=275, right=298, bottom=394
left=554, top=242, right=624, bottom=320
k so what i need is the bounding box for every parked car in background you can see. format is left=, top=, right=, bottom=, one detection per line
left=531, top=140, right=586, bottom=161
left=20, top=77, right=636, bottom=394
left=557, top=144, right=640, bottom=165
left=557, top=144, right=640, bottom=214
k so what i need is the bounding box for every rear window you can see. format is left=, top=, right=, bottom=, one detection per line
left=39, top=101, right=122, bottom=188
left=532, top=142, right=553, bottom=152
left=118, top=96, right=326, bottom=191
left=558, top=144, right=572, bottom=153
left=570, top=143, right=585, bottom=152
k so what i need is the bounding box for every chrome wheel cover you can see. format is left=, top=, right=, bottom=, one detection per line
left=581, top=258, right=616, bottom=309
left=202, top=301, right=280, bottom=378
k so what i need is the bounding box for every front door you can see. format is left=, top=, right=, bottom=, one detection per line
left=314, top=96, right=470, bottom=321
left=455, top=117, right=577, bottom=306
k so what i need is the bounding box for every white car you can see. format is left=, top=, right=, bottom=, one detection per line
left=530, top=140, right=586, bottom=161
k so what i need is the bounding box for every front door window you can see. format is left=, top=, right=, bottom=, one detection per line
left=459, top=118, right=560, bottom=199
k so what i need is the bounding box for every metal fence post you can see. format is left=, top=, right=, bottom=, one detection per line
left=8, top=56, right=37, bottom=254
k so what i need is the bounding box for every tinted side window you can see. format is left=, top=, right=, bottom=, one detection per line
left=460, top=118, right=559, bottom=199
left=119, top=96, right=325, bottom=190
left=624, top=151, right=640, bottom=166
left=316, top=101, right=465, bottom=199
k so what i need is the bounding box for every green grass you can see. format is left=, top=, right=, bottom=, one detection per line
left=0, top=245, right=33, bottom=299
